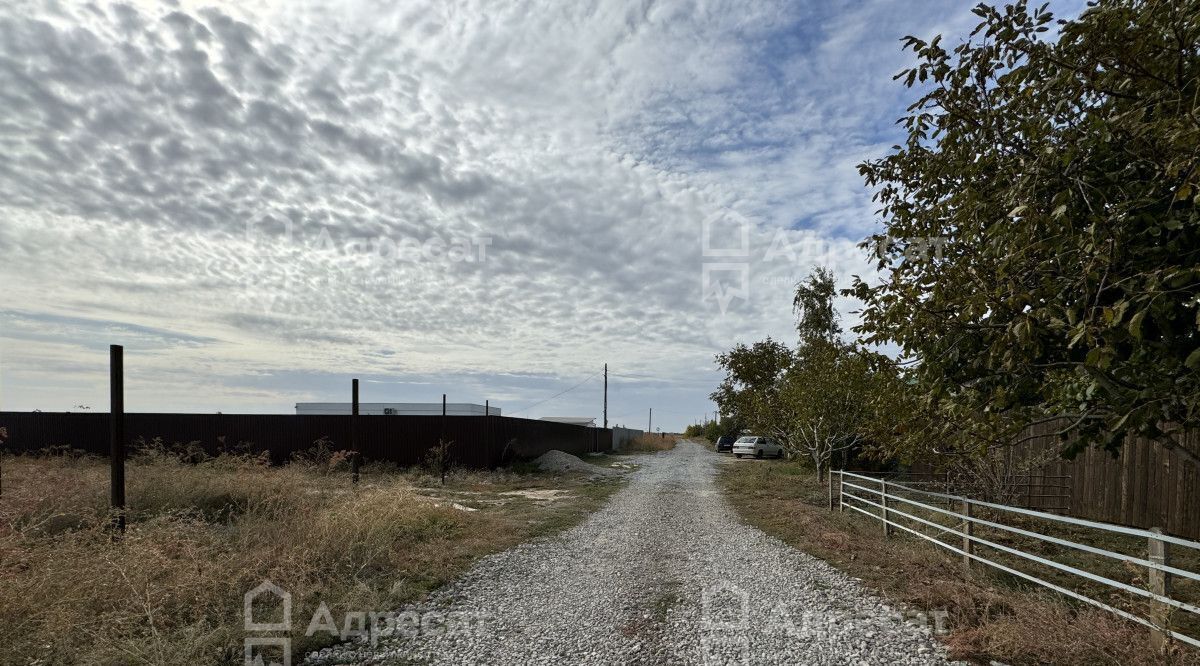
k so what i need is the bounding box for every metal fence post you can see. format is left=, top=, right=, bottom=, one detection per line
left=881, top=479, right=891, bottom=537
left=109, top=344, right=126, bottom=535
left=1149, top=527, right=1171, bottom=652
left=838, top=471, right=845, bottom=513
left=961, top=500, right=973, bottom=574
left=351, top=378, right=360, bottom=484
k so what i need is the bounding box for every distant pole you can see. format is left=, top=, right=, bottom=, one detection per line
left=442, top=393, right=447, bottom=440
left=351, top=378, right=360, bottom=484
left=603, top=363, right=608, bottom=430
left=648, top=408, right=652, bottom=434
left=109, top=344, right=126, bottom=535
left=485, top=399, right=489, bottom=416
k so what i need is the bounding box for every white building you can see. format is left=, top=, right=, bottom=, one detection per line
left=295, top=402, right=500, bottom=416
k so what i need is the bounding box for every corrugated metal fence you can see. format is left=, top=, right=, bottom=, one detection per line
left=0, top=411, right=612, bottom=468
left=610, top=427, right=644, bottom=451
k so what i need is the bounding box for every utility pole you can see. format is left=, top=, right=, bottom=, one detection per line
left=648, top=408, right=652, bottom=434
left=603, top=363, right=608, bottom=429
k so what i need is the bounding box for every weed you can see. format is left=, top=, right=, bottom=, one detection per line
left=718, top=459, right=1199, bottom=665
left=0, top=452, right=621, bottom=664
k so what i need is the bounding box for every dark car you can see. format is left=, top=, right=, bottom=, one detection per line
left=715, top=435, right=736, bottom=452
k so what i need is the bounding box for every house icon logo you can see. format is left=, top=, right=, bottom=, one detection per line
left=244, top=580, right=292, bottom=666
left=700, top=580, right=751, bottom=666
left=701, top=579, right=750, bottom=631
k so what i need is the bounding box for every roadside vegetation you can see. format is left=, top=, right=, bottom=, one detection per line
left=705, top=0, right=1200, bottom=486
left=0, top=445, right=623, bottom=665
left=617, top=432, right=679, bottom=453
left=701, top=0, right=1200, bottom=659
left=720, top=459, right=1199, bottom=665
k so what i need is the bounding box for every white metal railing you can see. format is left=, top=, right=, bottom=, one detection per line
left=831, top=469, right=1200, bottom=651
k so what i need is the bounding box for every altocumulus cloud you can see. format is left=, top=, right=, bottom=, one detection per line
left=0, top=0, right=1017, bottom=424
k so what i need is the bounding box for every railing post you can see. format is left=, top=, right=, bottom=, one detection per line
left=881, top=479, right=891, bottom=537
left=838, top=471, right=845, bottom=513
left=1148, top=527, right=1171, bottom=652
left=961, top=499, right=973, bottom=574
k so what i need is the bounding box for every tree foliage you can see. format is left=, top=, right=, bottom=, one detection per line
left=710, top=338, right=794, bottom=435
left=779, top=338, right=882, bottom=481
left=793, top=267, right=841, bottom=343
left=684, top=417, right=742, bottom=441
left=714, top=268, right=884, bottom=480
left=851, top=0, right=1200, bottom=461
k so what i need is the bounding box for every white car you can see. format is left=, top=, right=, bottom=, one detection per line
left=732, top=435, right=783, bottom=459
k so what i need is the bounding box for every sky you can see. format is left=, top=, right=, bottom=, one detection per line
left=0, top=0, right=1081, bottom=431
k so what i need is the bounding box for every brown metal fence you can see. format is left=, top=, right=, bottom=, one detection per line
left=0, top=411, right=612, bottom=468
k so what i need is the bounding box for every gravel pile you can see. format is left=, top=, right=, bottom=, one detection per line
left=531, top=449, right=623, bottom=476
left=306, top=441, right=956, bottom=665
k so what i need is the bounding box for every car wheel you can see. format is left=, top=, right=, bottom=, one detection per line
left=755, top=449, right=764, bottom=459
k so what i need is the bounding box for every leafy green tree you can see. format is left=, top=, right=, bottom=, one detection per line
left=701, top=417, right=741, bottom=441
left=793, top=267, right=841, bottom=343
left=710, top=338, right=794, bottom=435
left=713, top=267, right=884, bottom=480
left=851, top=0, right=1200, bottom=463
left=776, top=339, right=882, bottom=481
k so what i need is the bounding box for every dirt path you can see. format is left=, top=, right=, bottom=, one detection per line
left=306, top=441, right=952, bottom=665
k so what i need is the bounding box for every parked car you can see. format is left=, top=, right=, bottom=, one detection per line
left=715, top=435, right=736, bottom=452
left=732, top=435, right=784, bottom=459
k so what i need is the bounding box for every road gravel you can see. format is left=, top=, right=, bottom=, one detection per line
left=306, top=440, right=954, bottom=665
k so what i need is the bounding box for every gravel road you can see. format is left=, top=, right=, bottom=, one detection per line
left=306, top=441, right=954, bottom=665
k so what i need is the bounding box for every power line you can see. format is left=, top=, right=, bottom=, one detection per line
left=507, top=372, right=601, bottom=416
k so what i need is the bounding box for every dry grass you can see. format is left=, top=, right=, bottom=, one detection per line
left=0, top=450, right=622, bottom=665
left=718, top=458, right=1200, bottom=665
left=618, top=433, right=679, bottom=453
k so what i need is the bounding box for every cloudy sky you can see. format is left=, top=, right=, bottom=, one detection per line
left=0, top=0, right=1081, bottom=430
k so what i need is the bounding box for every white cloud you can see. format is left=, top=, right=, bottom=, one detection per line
left=0, top=0, right=1075, bottom=427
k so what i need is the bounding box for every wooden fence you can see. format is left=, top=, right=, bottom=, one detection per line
left=907, top=422, right=1200, bottom=540
left=1007, top=422, right=1200, bottom=540
left=0, top=411, right=612, bottom=468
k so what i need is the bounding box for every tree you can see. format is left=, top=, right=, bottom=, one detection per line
left=713, top=267, right=883, bottom=481
left=851, top=0, right=1200, bottom=463
left=774, top=339, right=881, bottom=481
left=793, top=267, right=841, bottom=343
left=710, top=338, right=794, bottom=436
left=683, top=418, right=742, bottom=440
